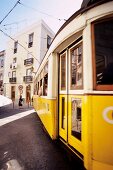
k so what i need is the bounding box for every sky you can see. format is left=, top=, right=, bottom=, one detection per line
left=0, top=0, right=83, bottom=51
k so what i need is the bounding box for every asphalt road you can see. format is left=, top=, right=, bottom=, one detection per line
left=0, top=105, right=83, bottom=170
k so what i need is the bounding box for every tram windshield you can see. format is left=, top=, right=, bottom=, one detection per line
left=94, top=19, right=113, bottom=86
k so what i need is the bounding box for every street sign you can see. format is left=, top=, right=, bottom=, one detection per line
left=18, top=85, right=23, bottom=90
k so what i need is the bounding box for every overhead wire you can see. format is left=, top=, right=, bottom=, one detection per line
left=19, top=1, right=67, bottom=22
left=0, top=28, right=40, bottom=64
left=3, top=19, right=27, bottom=27
left=0, top=0, right=21, bottom=25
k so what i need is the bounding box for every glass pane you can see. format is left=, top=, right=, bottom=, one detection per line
left=71, top=98, right=82, bottom=140
left=27, top=52, right=32, bottom=59
left=71, top=49, right=77, bottom=87
left=70, top=44, right=82, bottom=88
left=62, top=97, right=65, bottom=129
left=61, top=54, right=66, bottom=90
left=94, top=19, right=113, bottom=85
left=29, top=33, right=34, bottom=43
left=26, top=68, right=32, bottom=76
left=12, top=71, right=16, bottom=77
left=14, top=41, right=18, bottom=49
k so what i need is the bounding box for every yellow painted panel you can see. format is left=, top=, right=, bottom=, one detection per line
left=33, top=95, right=57, bottom=139
left=92, top=96, right=113, bottom=166
left=92, top=160, right=113, bottom=170
left=59, top=95, right=67, bottom=141
left=68, top=95, right=83, bottom=155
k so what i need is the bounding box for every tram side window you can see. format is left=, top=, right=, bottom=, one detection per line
left=34, top=80, right=37, bottom=95
left=61, top=54, right=66, bottom=90
left=37, top=81, right=39, bottom=94
left=38, top=79, right=42, bottom=96
left=70, top=44, right=83, bottom=89
left=94, top=19, right=113, bottom=86
left=71, top=98, right=82, bottom=140
left=43, top=74, right=48, bottom=96
left=43, top=62, right=48, bottom=96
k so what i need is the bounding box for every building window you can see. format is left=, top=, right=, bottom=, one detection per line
left=0, top=73, right=3, bottom=80
left=93, top=18, right=113, bottom=90
left=13, top=58, right=17, bottom=63
left=47, top=35, right=51, bottom=49
left=28, top=33, right=34, bottom=48
left=12, top=71, right=16, bottom=78
left=8, top=72, right=11, bottom=78
left=70, top=43, right=83, bottom=89
left=1, top=59, right=4, bottom=68
left=27, top=52, right=32, bottom=59
left=26, top=68, right=32, bottom=76
left=14, top=41, right=18, bottom=53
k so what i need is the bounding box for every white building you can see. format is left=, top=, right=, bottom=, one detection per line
left=3, top=20, right=55, bottom=104
left=0, top=50, right=5, bottom=95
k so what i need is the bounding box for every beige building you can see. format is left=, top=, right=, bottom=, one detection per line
left=3, top=20, right=54, bottom=104
left=0, top=50, right=5, bottom=95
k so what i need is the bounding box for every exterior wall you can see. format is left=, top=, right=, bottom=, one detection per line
left=3, top=20, right=55, bottom=103
left=0, top=50, right=5, bottom=95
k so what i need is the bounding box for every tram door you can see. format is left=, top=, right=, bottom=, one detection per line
left=59, top=51, right=68, bottom=141
left=59, top=42, right=83, bottom=146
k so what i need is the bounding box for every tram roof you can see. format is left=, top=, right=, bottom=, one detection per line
left=36, top=0, right=113, bottom=74
left=56, top=0, right=112, bottom=37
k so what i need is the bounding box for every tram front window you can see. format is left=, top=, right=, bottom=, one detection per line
left=94, top=19, right=113, bottom=86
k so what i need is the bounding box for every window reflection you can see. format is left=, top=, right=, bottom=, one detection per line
left=70, top=43, right=82, bottom=89
left=94, top=19, right=113, bottom=85
left=71, top=98, right=82, bottom=140
left=61, top=54, right=66, bottom=90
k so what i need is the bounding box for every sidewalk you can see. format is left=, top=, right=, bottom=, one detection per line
left=0, top=103, right=34, bottom=119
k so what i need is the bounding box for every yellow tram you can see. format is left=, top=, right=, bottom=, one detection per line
left=33, top=0, right=113, bottom=169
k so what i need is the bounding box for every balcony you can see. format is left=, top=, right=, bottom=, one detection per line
left=23, top=76, right=33, bottom=83
left=24, top=58, right=34, bottom=66
left=9, top=77, right=16, bottom=83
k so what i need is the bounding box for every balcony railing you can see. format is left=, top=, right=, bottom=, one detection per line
left=23, top=76, right=33, bottom=83
left=24, top=58, right=34, bottom=66
left=9, top=77, right=16, bottom=83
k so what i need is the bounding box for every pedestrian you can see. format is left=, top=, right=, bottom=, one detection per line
left=18, top=95, right=23, bottom=108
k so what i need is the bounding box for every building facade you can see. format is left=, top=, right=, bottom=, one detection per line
left=0, top=50, right=5, bottom=95
left=3, top=20, right=54, bottom=104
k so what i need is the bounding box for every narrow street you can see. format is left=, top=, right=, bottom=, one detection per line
left=0, top=104, right=82, bottom=170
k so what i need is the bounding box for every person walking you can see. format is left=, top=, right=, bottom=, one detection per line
left=18, top=95, right=23, bottom=108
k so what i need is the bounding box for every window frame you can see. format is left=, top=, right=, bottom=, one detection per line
left=69, top=42, right=83, bottom=90
left=28, top=33, right=34, bottom=48
left=14, top=41, right=18, bottom=54
left=60, top=52, right=66, bottom=91
left=47, top=35, right=51, bottom=49
left=12, top=71, right=16, bottom=78
left=92, top=18, right=113, bottom=90
left=26, top=68, right=32, bottom=76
